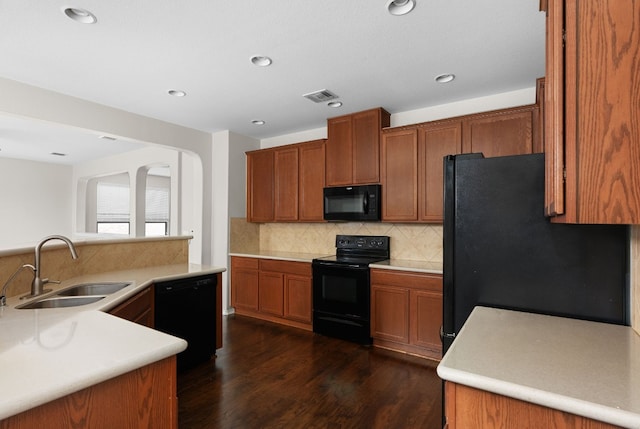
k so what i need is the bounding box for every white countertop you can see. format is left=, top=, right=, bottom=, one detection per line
left=370, top=259, right=442, bottom=274
left=0, top=263, right=226, bottom=420
left=437, top=306, right=640, bottom=428
left=230, top=251, right=330, bottom=263
left=230, top=251, right=443, bottom=274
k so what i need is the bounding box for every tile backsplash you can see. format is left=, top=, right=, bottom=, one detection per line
left=230, top=217, right=443, bottom=262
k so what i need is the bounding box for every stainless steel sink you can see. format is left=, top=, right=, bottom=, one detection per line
left=56, top=282, right=131, bottom=296
left=18, top=295, right=106, bottom=309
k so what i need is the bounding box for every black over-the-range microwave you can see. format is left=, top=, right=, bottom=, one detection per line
left=323, top=184, right=381, bottom=221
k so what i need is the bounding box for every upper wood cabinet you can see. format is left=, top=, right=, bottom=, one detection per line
left=246, top=149, right=274, bottom=222
left=247, top=139, right=326, bottom=223
left=462, top=105, right=541, bottom=157
left=274, top=147, right=299, bottom=221
left=381, top=104, right=538, bottom=223
left=381, top=128, right=419, bottom=221
left=326, top=107, right=390, bottom=186
left=298, top=139, right=326, bottom=221
left=419, top=121, right=463, bottom=222
left=544, top=0, right=640, bottom=224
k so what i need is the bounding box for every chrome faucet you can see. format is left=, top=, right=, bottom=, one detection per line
left=23, top=235, right=79, bottom=299
left=0, top=264, right=35, bottom=306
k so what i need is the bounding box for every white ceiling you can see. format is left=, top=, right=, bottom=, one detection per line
left=0, top=0, right=545, bottom=165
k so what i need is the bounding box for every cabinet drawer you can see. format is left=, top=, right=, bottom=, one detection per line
left=260, top=259, right=311, bottom=276
left=371, top=269, right=442, bottom=292
left=109, top=286, right=154, bottom=327
left=232, top=256, right=259, bottom=270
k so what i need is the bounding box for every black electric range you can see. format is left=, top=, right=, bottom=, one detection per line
left=312, top=235, right=390, bottom=344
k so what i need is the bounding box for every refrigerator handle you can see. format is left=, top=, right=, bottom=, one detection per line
left=439, top=325, right=456, bottom=341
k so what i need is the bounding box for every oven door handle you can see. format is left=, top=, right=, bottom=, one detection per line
left=314, top=262, right=368, bottom=270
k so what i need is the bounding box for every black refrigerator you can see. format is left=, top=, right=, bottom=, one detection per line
left=441, top=153, right=629, bottom=354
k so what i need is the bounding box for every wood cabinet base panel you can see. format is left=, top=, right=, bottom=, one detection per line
left=373, top=338, right=441, bottom=362
left=0, top=356, right=178, bottom=429
left=233, top=308, right=312, bottom=331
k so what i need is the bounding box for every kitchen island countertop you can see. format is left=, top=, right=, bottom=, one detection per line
left=437, top=306, right=640, bottom=428
left=0, top=263, right=225, bottom=421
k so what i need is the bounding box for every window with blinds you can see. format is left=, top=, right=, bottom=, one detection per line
left=96, top=181, right=130, bottom=234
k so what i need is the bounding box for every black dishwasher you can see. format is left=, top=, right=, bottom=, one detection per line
left=154, top=274, right=217, bottom=372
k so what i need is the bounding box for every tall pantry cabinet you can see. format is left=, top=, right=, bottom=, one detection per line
left=543, top=0, right=640, bottom=224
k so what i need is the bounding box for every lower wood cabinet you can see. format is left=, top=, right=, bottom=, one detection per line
left=108, top=286, right=154, bottom=328
left=0, top=356, right=178, bottom=429
left=444, top=382, right=621, bottom=429
left=370, top=268, right=442, bottom=361
left=231, top=256, right=312, bottom=330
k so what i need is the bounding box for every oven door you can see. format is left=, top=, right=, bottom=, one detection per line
left=313, top=259, right=370, bottom=316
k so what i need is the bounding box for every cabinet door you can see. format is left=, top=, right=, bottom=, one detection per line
left=462, top=106, right=539, bottom=158
left=259, top=271, right=284, bottom=317
left=274, top=147, right=299, bottom=221
left=419, top=121, right=463, bottom=222
left=381, top=128, right=418, bottom=221
left=298, top=140, right=326, bottom=221
left=352, top=109, right=385, bottom=184
left=231, top=257, right=259, bottom=312
left=555, top=0, right=640, bottom=224
left=544, top=0, right=565, bottom=217
left=410, top=289, right=443, bottom=353
left=326, top=115, right=353, bottom=186
left=370, top=285, right=410, bottom=343
left=109, top=286, right=154, bottom=328
left=284, top=274, right=312, bottom=323
left=246, top=149, right=274, bottom=222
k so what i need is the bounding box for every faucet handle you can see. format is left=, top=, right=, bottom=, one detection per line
left=42, top=278, right=60, bottom=285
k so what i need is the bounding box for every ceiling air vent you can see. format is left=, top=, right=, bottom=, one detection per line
left=303, top=89, right=339, bottom=103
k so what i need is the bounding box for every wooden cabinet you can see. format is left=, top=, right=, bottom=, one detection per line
left=382, top=105, right=538, bottom=223
left=381, top=121, right=463, bottom=223
left=298, top=139, right=326, bottom=221
left=284, top=275, right=313, bottom=324
left=381, top=128, right=419, bottom=221
left=258, top=271, right=284, bottom=317
left=543, top=0, right=640, bottom=224
left=231, top=257, right=259, bottom=312
left=0, top=357, right=178, bottom=429
left=274, top=146, right=299, bottom=221
left=326, top=107, right=390, bottom=186
left=419, top=120, right=463, bottom=222
left=444, top=382, right=620, bottom=429
left=246, top=149, right=275, bottom=222
left=247, top=139, right=326, bottom=223
left=462, top=105, right=541, bottom=157
left=370, top=269, right=442, bottom=360
left=108, top=286, right=154, bottom=328
left=231, top=256, right=312, bottom=330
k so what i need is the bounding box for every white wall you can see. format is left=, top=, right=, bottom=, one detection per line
left=0, top=158, right=73, bottom=249
left=212, top=131, right=260, bottom=313
left=0, top=77, right=214, bottom=265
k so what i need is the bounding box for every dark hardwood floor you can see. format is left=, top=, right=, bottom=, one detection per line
left=177, top=314, right=443, bottom=429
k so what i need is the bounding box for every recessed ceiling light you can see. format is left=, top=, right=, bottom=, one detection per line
left=386, top=0, right=416, bottom=16
left=252, top=120, right=266, bottom=125
left=328, top=101, right=343, bottom=108
left=168, top=89, right=187, bottom=97
left=63, top=7, right=97, bottom=24
left=250, top=56, right=272, bottom=67
left=435, top=73, right=455, bottom=83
